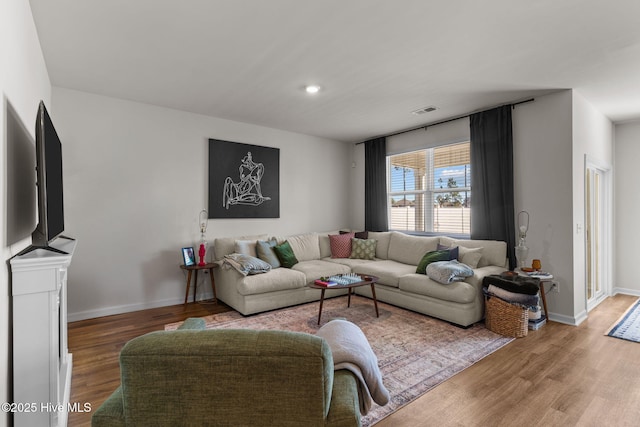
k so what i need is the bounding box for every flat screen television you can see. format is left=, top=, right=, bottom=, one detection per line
left=20, top=101, right=72, bottom=255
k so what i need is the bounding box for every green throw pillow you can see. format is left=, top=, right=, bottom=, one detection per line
left=416, top=249, right=451, bottom=275
left=273, top=240, right=299, bottom=268
left=350, top=238, right=377, bottom=260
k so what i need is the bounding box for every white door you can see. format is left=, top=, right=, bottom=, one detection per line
left=585, top=161, right=610, bottom=311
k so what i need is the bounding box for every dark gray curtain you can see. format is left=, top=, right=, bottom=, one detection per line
left=470, top=105, right=516, bottom=269
left=364, top=137, right=388, bottom=231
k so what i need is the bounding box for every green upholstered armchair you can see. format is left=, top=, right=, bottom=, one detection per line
left=92, top=318, right=361, bottom=427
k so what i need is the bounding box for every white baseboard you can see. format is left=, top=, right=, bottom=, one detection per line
left=613, top=287, right=640, bottom=297
left=67, top=291, right=215, bottom=322
left=546, top=310, right=587, bottom=326
left=545, top=290, right=639, bottom=327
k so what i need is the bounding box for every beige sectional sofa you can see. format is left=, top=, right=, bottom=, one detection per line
left=212, top=231, right=508, bottom=327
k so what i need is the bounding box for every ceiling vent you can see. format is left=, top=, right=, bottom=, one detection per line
left=411, top=106, right=438, bottom=115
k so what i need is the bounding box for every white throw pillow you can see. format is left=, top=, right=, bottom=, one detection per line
left=458, top=246, right=483, bottom=268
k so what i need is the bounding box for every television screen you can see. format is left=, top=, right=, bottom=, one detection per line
left=32, top=101, right=65, bottom=248
left=42, top=103, right=64, bottom=238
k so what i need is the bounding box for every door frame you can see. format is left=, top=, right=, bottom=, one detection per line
left=584, top=155, right=612, bottom=312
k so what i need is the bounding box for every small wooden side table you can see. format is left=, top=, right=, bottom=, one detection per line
left=180, top=263, right=218, bottom=306
left=516, top=269, right=551, bottom=319
left=531, top=273, right=552, bottom=320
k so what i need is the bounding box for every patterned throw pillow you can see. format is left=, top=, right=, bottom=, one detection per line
left=416, top=250, right=451, bottom=275
left=350, top=238, right=377, bottom=260
left=273, top=240, right=299, bottom=268
left=329, top=233, right=355, bottom=258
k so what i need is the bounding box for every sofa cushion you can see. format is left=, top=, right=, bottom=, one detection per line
left=438, top=236, right=456, bottom=249
left=273, top=241, right=299, bottom=268
left=350, top=238, right=377, bottom=260
left=234, top=240, right=258, bottom=257
left=368, top=232, right=391, bottom=260
left=439, top=237, right=507, bottom=268
left=329, top=233, right=354, bottom=258
left=388, top=232, right=439, bottom=266
left=351, top=260, right=416, bottom=288
left=292, top=260, right=351, bottom=282
left=340, top=230, right=369, bottom=239
left=324, top=257, right=375, bottom=269
left=318, top=231, right=340, bottom=258
left=398, top=274, right=477, bottom=304
left=416, top=250, right=451, bottom=274
left=256, top=239, right=281, bottom=268
left=288, top=233, right=321, bottom=261
left=236, top=268, right=307, bottom=296
left=213, top=234, right=268, bottom=260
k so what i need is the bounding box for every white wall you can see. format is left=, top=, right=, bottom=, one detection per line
left=1, top=0, right=52, bottom=425
left=614, top=120, right=640, bottom=295
left=512, top=90, right=614, bottom=325
left=509, top=92, right=577, bottom=322
left=571, top=91, right=614, bottom=319
left=51, top=88, right=351, bottom=321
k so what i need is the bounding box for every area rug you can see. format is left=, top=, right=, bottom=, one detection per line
left=606, top=297, right=640, bottom=342
left=166, top=296, right=513, bottom=426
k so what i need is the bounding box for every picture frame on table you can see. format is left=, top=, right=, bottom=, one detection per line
left=182, top=247, right=195, bottom=266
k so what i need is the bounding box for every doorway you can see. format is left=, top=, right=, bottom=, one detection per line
left=585, top=158, right=611, bottom=311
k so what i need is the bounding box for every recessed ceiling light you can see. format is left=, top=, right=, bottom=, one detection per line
left=305, top=85, right=321, bottom=94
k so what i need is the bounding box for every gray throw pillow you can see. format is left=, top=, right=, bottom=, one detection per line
left=256, top=239, right=281, bottom=268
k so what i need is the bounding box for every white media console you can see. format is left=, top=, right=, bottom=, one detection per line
left=10, top=238, right=76, bottom=427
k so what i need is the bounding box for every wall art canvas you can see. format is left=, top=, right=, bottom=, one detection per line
left=208, top=139, right=280, bottom=218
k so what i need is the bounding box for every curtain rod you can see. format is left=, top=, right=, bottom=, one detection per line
left=355, top=98, right=535, bottom=145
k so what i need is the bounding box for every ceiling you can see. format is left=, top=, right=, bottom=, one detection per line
left=29, top=0, right=640, bottom=143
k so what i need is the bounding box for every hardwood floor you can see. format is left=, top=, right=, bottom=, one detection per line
left=68, top=295, right=640, bottom=426
left=67, top=300, right=228, bottom=426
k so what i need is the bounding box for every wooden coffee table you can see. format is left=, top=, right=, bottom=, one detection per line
left=308, top=274, right=379, bottom=324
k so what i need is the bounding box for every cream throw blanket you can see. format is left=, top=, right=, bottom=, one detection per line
left=316, top=319, right=390, bottom=415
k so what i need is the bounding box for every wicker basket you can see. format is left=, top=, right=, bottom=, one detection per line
left=485, top=296, right=528, bottom=338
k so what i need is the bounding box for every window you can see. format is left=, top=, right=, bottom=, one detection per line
left=388, top=141, right=470, bottom=235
